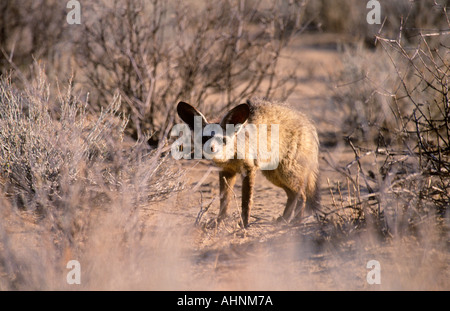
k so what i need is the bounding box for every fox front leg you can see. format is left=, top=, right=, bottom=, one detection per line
left=218, top=170, right=237, bottom=223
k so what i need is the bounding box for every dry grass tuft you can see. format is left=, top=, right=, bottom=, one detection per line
left=0, top=66, right=185, bottom=290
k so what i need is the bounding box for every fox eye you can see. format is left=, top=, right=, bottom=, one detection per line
left=211, top=131, right=215, bottom=136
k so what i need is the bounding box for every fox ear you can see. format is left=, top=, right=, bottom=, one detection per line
left=177, top=102, right=208, bottom=130
left=220, top=103, right=250, bottom=128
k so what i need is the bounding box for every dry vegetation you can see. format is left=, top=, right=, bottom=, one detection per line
left=0, top=0, right=449, bottom=290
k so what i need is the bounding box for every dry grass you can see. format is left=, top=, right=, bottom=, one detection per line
left=0, top=66, right=185, bottom=289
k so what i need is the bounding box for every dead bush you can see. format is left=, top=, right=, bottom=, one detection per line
left=76, top=0, right=307, bottom=142
left=326, top=2, right=449, bottom=237
left=0, top=66, right=184, bottom=289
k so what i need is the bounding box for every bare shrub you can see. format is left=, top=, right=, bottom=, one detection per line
left=331, top=45, right=403, bottom=144
left=375, top=27, right=449, bottom=223
left=76, top=0, right=307, bottom=142
left=0, top=66, right=184, bottom=289
left=326, top=2, right=449, bottom=236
